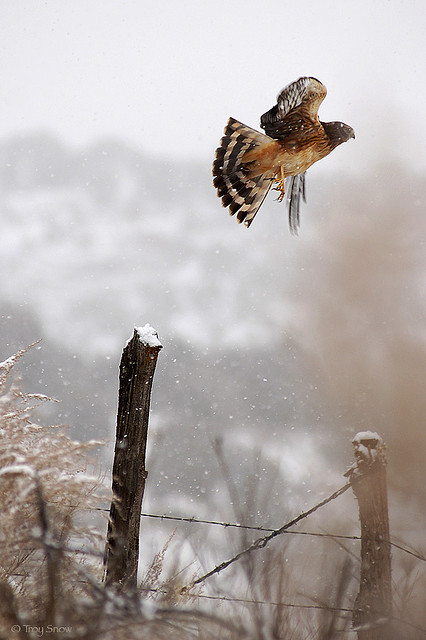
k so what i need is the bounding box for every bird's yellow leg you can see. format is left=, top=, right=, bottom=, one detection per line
left=273, top=166, right=286, bottom=201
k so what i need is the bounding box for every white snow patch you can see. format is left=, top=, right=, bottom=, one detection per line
left=352, top=431, right=382, bottom=445
left=351, top=431, right=384, bottom=466
left=0, top=354, right=17, bottom=370
left=134, top=324, right=162, bottom=348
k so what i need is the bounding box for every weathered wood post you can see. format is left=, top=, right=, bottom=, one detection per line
left=345, top=432, right=392, bottom=640
left=104, top=325, right=162, bottom=589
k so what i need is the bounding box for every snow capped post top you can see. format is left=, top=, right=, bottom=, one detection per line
left=352, top=431, right=384, bottom=464
left=352, top=430, right=383, bottom=449
left=345, top=430, right=387, bottom=479
left=134, top=324, right=162, bottom=349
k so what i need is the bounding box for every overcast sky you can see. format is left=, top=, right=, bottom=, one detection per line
left=1, top=0, right=425, bottom=171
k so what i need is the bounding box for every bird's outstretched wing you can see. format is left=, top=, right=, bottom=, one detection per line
left=260, top=78, right=325, bottom=231
left=261, top=77, right=327, bottom=139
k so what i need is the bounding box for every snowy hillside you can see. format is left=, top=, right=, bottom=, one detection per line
left=0, top=134, right=302, bottom=356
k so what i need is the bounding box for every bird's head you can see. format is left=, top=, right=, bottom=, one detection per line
left=322, top=121, right=355, bottom=149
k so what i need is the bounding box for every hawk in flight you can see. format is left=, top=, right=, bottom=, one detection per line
left=213, top=77, right=354, bottom=234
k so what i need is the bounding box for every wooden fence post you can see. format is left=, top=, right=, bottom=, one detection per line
left=345, top=431, right=392, bottom=640
left=104, top=325, right=162, bottom=589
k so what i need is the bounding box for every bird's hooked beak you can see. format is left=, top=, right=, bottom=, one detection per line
left=344, top=124, right=355, bottom=142
left=344, top=124, right=355, bottom=140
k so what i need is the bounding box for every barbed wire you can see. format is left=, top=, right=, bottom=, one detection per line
left=88, top=504, right=359, bottom=540
left=143, top=586, right=353, bottom=617
left=148, top=587, right=354, bottom=620
left=143, top=587, right=426, bottom=634
left=144, top=512, right=348, bottom=535
left=197, top=594, right=426, bottom=635
left=57, top=501, right=426, bottom=563
left=386, top=540, right=425, bottom=562
left=140, top=511, right=361, bottom=539
left=140, top=512, right=425, bottom=562
left=183, top=481, right=353, bottom=590
left=195, top=592, right=353, bottom=616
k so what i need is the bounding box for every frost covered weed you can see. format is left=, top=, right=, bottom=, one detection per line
left=140, top=531, right=182, bottom=603
left=0, top=350, right=242, bottom=639
left=0, top=348, right=105, bottom=631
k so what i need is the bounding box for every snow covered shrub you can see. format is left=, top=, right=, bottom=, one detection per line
left=0, top=346, right=106, bottom=629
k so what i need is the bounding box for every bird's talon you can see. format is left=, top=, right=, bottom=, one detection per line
left=273, top=180, right=286, bottom=202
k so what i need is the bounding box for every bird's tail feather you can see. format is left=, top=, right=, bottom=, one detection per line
left=286, top=172, right=306, bottom=235
left=212, top=117, right=273, bottom=228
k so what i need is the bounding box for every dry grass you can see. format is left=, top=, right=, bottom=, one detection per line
left=0, top=349, right=244, bottom=639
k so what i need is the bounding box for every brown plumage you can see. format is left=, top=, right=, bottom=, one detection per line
left=212, top=77, right=354, bottom=234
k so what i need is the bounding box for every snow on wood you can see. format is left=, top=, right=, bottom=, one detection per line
left=352, top=430, right=382, bottom=445
left=134, top=324, right=162, bottom=349
left=352, top=431, right=385, bottom=466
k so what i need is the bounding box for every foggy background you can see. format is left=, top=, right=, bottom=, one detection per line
left=1, top=0, right=425, bottom=549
